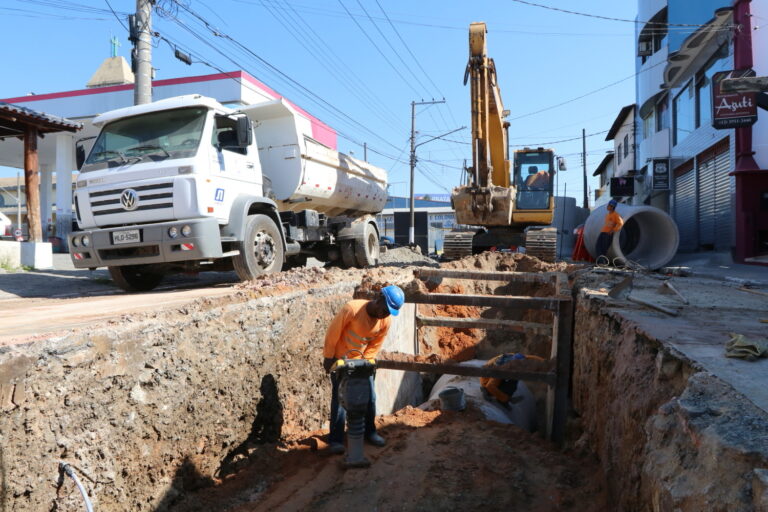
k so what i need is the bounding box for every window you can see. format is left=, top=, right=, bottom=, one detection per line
left=617, top=144, right=622, bottom=165
left=623, top=134, right=629, bottom=158
left=211, top=115, right=247, bottom=155
left=656, top=99, right=669, bottom=132
left=673, top=81, right=695, bottom=145
left=642, top=111, right=654, bottom=139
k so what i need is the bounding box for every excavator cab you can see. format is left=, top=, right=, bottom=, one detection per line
left=513, top=148, right=555, bottom=210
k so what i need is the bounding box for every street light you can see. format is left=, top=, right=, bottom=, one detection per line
left=408, top=100, right=466, bottom=246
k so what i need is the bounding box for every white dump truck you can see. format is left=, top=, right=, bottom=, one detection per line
left=68, top=94, right=387, bottom=291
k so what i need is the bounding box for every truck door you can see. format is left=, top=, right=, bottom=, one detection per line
left=209, top=115, right=261, bottom=219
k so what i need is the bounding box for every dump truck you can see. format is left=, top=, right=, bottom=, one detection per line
left=68, top=94, right=386, bottom=291
left=444, top=22, right=566, bottom=261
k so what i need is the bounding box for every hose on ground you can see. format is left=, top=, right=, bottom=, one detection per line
left=59, top=463, right=94, bottom=512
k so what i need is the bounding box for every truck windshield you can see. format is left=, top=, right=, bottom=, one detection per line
left=82, top=107, right=207, bottom=172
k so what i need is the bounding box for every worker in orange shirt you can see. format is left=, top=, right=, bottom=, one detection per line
left=596, top=199, right=624, bottom=264
left=323, top=285, right=405, bottom=455
left=480, top=353, right=545, bottom=407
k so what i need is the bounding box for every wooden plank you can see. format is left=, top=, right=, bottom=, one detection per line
left=627, top=295, right=679, bottom=316
left=415, top=268, right=555, bottom=283
left=551, top=298, right=574, bottom=445
left=24, top=126, right=42, bottom=243
left=409, top=292, right=564, bottom=311
left=375, top=359, right=556, bottom=385
left=415, top=315, right=552, bottom=335
left=721, top=76, right=768, bottom=93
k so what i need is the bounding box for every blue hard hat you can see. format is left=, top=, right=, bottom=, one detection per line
left=608, top=199, right=618, bottom=207
left=381, top=285, right=405, bottom=316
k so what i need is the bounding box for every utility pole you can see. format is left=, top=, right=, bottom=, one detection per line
left=581, top=128, right=588, bottom=209
left=132, top=0, right=153, bottom=105
left=409, top=99, right=445, bottom=246
left=363, top=142, right=367, bottom=162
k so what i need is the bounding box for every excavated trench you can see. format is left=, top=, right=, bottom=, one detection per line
left=1, top=251, right=767, bottom=511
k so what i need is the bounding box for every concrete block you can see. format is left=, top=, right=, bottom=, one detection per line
left=20, top=241, right=53, bottom=269
left=0, top=241, right=21, bottom=269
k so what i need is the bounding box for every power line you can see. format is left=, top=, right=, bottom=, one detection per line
left=163, top=0, right=404, bottom=153
left=507, top=0, right=734, bottom=28
left=509, top=61, right=665, bottom=121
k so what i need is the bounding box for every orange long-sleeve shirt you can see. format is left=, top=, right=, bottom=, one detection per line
left=323, top=300, right=391, bottom=360
left=480, top=354, right=545, bottom=403
left=600, top=211, right=624, bottom=233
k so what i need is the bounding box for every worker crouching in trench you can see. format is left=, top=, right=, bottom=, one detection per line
left=322, top=285, right=405, bottom=456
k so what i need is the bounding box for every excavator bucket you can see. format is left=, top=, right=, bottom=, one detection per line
left=451, top=185, right=514, bottom=227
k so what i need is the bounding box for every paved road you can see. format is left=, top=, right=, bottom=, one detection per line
left=0, top=255, right=241, bottom=345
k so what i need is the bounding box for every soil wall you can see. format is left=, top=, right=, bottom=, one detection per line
left=0, top=282, right=419, bottom=511
left=572, top=289, right=768, bottom=511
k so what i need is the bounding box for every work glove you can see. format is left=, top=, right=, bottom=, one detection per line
left=725, top=333, right=768, bottom=361
left=323, top=357, right=335, bottom=373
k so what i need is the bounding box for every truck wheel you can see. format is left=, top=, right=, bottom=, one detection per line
left=354, top=223, right=380, bottom=267
left=233, top=214, right=284, bottom=280
left=108, top=265, right=163, bottom=292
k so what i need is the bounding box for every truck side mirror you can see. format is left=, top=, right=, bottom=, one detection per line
left=76, top=144, right=85, bottom=170
left=237, top=116, right=253, bottom=148
left=557, top=156, right=567, bottom=171
left=75, top=136, right=96, bottom=169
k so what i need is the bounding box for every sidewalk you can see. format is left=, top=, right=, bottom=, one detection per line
left=666, top=251, right=768, bottom=287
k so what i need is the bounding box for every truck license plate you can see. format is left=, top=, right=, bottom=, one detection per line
left=112, top=229, right=140, bottom=245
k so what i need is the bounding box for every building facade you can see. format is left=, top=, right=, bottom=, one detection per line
left=630, top=0, right=767, bottom=259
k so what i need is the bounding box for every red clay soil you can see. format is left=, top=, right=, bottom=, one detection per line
left=174, top=406, right=608, bottom=512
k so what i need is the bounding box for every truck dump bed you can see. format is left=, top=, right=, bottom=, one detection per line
left=241, top=100, right=387, bottom=218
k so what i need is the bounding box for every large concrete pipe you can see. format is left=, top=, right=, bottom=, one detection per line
left=422, top=360, right=537, bottom=431
left=584, top=203, right=679, bottom=269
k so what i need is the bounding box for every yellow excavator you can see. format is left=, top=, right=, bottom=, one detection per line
left=445, top=22, right=565, bottom=261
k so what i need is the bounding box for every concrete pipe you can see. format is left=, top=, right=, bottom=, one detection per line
left=423, top=360, right=537, bottom=431
left=584, top=203, right=679, bottom=270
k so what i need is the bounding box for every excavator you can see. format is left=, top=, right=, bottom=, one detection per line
left=444, top=22, right=566, bottom=262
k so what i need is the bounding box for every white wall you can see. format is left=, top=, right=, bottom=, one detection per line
left=752, top=0, right=767, bottom=170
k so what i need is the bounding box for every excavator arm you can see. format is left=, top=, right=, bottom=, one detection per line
left=467, top=22, right=510, bottom=189
left=451, top=22, right=514, bottom=227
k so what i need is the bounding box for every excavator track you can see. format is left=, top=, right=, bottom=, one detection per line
left=525, top=227, right=558, bottom=263
left=442, top=230, right=475, bottom=260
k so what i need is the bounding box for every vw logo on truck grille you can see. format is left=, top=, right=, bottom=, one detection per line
left=120, top=189, right=139, bottom=211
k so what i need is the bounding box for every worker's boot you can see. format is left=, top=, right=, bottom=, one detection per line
left=329, top=442, right=345, bottom=455
left=366, top=432, right=386, bottom=447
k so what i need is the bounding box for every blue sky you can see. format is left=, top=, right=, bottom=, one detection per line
left=0, top=0, right=641, bottom=203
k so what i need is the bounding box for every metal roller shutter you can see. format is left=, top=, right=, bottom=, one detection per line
left=675, top=168, right=697, bottom=252
left=713, top=148, right=733, bottom=251
left=697, top=157, right=716, bottom=248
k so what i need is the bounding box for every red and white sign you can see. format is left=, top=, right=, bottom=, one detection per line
left=712, top=69, right=758, bottom=129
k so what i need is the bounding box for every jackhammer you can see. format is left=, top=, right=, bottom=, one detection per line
left=332, top=357, right=377, bottom=469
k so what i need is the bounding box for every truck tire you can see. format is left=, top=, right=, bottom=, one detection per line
left=233, top=214, right=284, bottom=280
left=354, top=223, right=380, bottom=267
left=340, top=240, right=356, bottom=269
left=108, top=265, right=163, bottom=292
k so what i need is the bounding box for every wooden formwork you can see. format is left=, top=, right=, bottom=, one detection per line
left=378, top=267, right=573, bottom=444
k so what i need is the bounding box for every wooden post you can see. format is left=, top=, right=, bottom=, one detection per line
left=24, top=126, right=42, bottom=243
left=551, top=298, right=574, bottom=444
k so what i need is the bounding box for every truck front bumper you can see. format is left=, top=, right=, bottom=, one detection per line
left=68, top=218, right=223, bottom=268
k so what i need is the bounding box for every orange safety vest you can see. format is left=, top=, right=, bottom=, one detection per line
left=323, top=300, right=391, bottom=360
left=600, top=211, right=624, bottom=233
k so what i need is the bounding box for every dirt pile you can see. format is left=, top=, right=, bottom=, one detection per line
left=171, top=406, right=608, bottom=512
left=443, top=252, right=579, bottom=274
left=378, top=247, right=439, bottom=267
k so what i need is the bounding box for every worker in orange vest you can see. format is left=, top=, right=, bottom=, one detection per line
left=596, top=199, right=624, bottom=263
left=480, top=353, right=545, bottom=407
left=323, top=285, right=405, bottom=455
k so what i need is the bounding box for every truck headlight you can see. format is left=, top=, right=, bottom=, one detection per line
left=72, top=236, right=80, bottom=247
left=168, top=226, right=179, bottom=238
left=181, top=225, right=192, bottom=237
left=81, top=235, right=90, bottom=247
